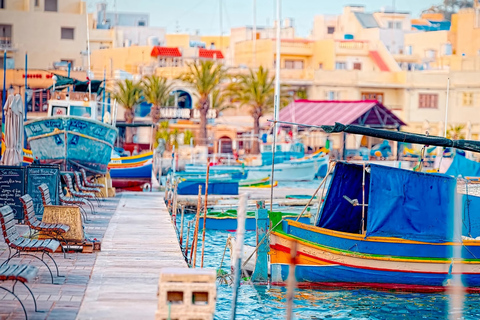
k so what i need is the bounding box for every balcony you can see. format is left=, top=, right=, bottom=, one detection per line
left=274, top=40, right=314, bottom=56
left=334, top=40, right=369, bottom=56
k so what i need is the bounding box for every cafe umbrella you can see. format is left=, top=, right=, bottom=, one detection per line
left=1, top=94, right=24, bottom=166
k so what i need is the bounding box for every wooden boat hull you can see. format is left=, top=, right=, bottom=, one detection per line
left=109, top=151, right=153, bottom=165
left=270, top=221, right=480, bottom=291
left=198, top=215, right=310, bottom=231
left=25, top=116, right=117, bottom=174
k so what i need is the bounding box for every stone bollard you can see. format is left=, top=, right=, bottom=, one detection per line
left=156, top=268, right=216, bottom=320
left=251, top=200, right=269, bottom=283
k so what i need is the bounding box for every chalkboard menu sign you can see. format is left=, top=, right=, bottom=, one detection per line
left=0, top=166, right=25, bottom=220
left=26, top=165, right=60, bottom=219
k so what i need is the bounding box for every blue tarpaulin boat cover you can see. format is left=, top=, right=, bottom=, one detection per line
left=445, top=154, right=480, bottom=177
left=366, top=165, right=457, bottom=242
left=316, top=162, right=370, bottom=234
left=461, top=194, right=480, bottom=239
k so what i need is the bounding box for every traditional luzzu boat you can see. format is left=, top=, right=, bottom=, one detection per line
left=108, top=152, right=153, bottom=189
left=269, top=123, right=480, bottom=292
left=270, top=161, right=480, bottom=291
left=24, top=91, right=117, bottom=174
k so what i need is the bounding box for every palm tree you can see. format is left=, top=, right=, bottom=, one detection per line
left=113, top=79, right=143, bottom=143
left=227, top=66, right=288, bottom=154
left=142, top=75, right=173, bottom=125
left=178, top=61, right=228, bottom=146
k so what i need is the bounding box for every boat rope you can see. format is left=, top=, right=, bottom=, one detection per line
left=219, top=236, right=230, bottom=271
left=295, top=161, right=335, bottom=222
left=462, top=179, right=472, bottom=238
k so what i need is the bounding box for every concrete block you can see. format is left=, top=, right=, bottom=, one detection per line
left=155, top=312, right=213, bottom=320
left=159, top=268, right=216, bottom=283
left=157, top=283, right=216, bottom=314
left=157, top=268, right=216, bottom=316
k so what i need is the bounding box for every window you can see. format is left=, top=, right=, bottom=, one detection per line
left=138, top=20, right=146, bottom=26
left=362, top=92, right=384, bottom=103
left=61, top=27, right=74, bottom=40
left=405, top=45, right=413, bottom=55
left=45, top=0, right=58, bottom=12
left=318, top=63, right=323, bottom=69
left=388, top=21, right=394, bottom=29
left=425, top=49, right=436, bottom=59
left=35, top=0, right=39, bottom=7
left=395, top=21, right=402, bottom=29
left=353, top=62, right=362, bottom=70
left=285, top=60, right=304, bottom=69
left=463, top=92, right=474, bottom=106
left=327, top=26, right=335, bottom=34
left=335, top=62, right=346, bottom=70
left=0, top=0, right=4, bottom=9
left=326, top=91, right=339, bottom=100
left=418, top=93, right=438, bottom=109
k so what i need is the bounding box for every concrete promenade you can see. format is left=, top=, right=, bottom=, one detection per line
left=0, top=192, right=186, bottom=320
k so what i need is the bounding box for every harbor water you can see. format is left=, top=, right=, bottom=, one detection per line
left=176, top=179, right=480, bottom=319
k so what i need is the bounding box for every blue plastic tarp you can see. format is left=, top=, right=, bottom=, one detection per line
left=316, top=162, right=370, bottom=234
left=366, top=165, right=457, bottom=242
left=461, top=194, right=480, bottom=239
left=445, top=154, right=480, bottom=178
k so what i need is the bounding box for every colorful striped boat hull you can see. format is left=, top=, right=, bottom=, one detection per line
left=270, top=221, right=480, bottom=291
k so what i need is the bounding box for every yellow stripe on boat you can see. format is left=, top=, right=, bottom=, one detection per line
left=287, top=220, right=480, bottom=246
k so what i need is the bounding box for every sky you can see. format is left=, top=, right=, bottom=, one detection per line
left=87, top=0, right=439, bottom=37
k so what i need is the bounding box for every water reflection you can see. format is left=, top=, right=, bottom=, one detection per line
left=176, top=211, right=480, bottom=319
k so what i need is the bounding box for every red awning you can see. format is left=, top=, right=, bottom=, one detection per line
left=151, top=46, right=182, bottom=57
left=279, top=100, right=405, bottom=128
left=199, top=48, right=224, bottom=59
left=369, top=51, right=390, bottom=72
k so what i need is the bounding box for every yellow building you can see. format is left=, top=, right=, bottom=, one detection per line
left=0, top=0, right=87, bottom=69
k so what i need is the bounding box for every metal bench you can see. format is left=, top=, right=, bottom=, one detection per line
left=20, top=193, right=71, bottom=257
left=80, top=168, right=106, bottom=197
left=62, top=173, right=96, bottom=213
left=57, top=182, right=92, bottom=220
left=74, top=171, right=102, bottom=206
left=0, top=264, right=40, bottom=319
left=0, top=205, right=62, bottom=284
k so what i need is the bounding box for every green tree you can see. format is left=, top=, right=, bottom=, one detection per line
left=422, top=0, right=473, bottom=20
left=178, top=61, right=228, bottom=146
left=227, top=66, right=288, bottom=154
left=142, top=75, right=173, bottom=125
left=446, top=124, right=466, bottom=140
left=113, top=79, right=143, bottom=143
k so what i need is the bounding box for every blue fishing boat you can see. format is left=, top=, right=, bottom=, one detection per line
left=270, top=162, right=480, bottom=291
left=108, top=152, right=153, bottom=189
left=269, top=123, right=480, bottom=292
left=24, top=92, right=117, bottom=174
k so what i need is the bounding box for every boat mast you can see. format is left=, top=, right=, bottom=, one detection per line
left=252, top=0, right=256, bottom=69
left=86, top=11, right=92, bottom=104
left=444, top=77, right=450, bottom=137
left=269, top=0, right=281, bottom=212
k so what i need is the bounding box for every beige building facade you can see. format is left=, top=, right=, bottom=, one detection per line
left=0, top=0, right=87, bottom=69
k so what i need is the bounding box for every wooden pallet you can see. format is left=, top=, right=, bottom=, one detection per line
left=55, top=240, right=101, bottom=254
